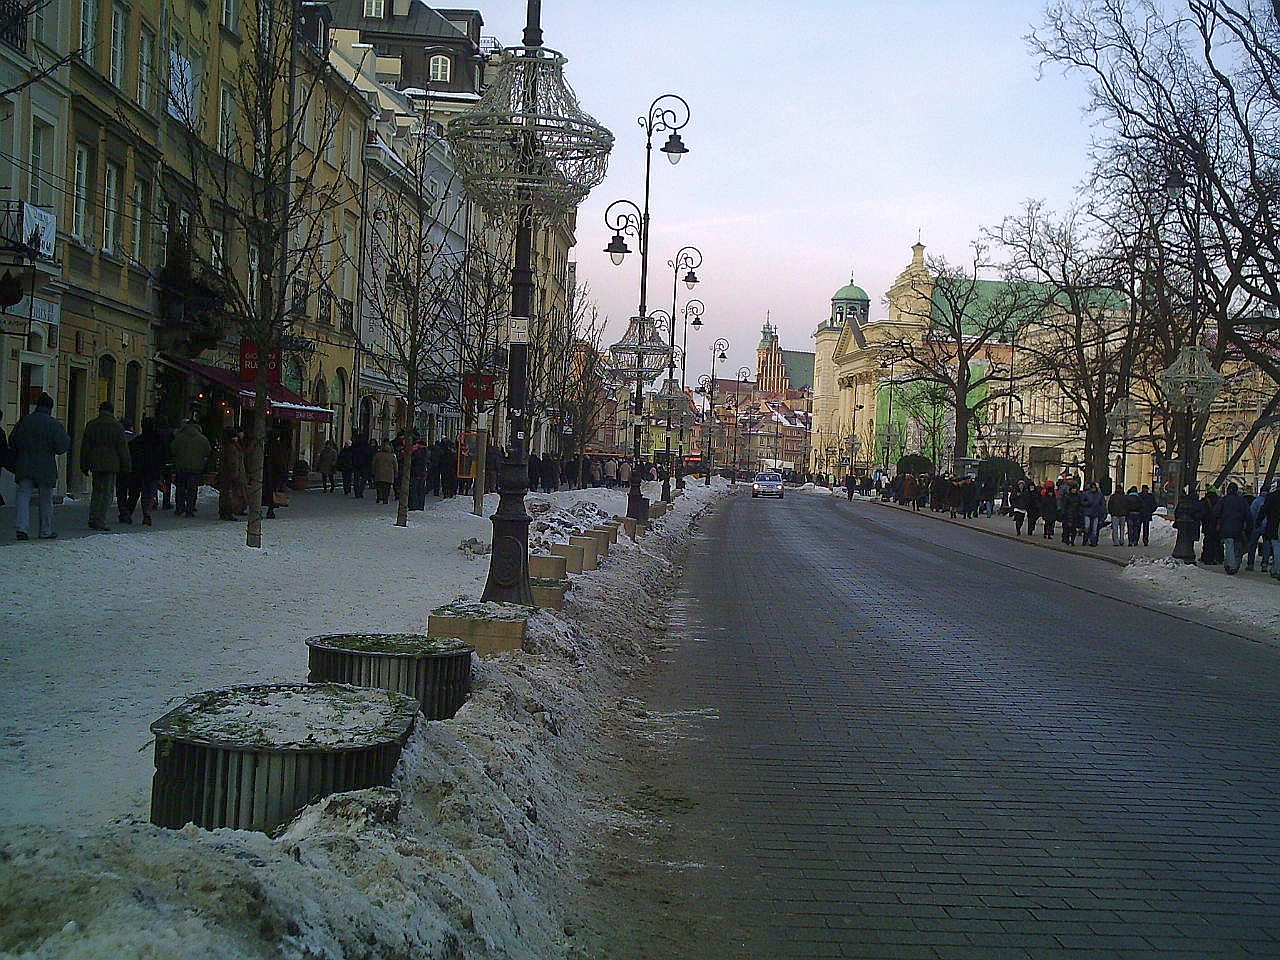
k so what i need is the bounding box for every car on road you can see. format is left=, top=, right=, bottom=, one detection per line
left=751, top=472, right=785, bottom=498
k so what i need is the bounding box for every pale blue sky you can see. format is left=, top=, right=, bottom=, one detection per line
left=475, top=0, right=1097, bottom=376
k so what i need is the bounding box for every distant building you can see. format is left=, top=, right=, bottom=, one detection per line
left=755, top=319, right=814, bottom=400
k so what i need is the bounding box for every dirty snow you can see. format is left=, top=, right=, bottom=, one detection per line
left=1121, top=556, right=1280, bottom=638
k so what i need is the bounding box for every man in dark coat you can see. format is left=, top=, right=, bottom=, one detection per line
left=121, top=417, right=169, bottom=525
left=1215, top=483, right=1250, bottom=573
left=81, top=401, right=132, bottom=531
left=1200, top=487, right=1223, bottom=565
left=10, top=393, right=71, bottom=539
left=1262, top=483, right=1280, bottom=581
left=349, top=434, right=373, bottom=498
left=1138, top=484, right=1157, bottom=546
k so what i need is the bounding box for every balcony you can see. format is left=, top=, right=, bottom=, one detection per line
left=318, top=288, right=334, bottom=325
left=0, top=201, right=59, bottom=287
left=290, top=279, right=308, bottom=316
left=338, top=298, right=355, bottom=334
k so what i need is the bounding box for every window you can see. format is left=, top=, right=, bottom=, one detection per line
left=109, top=3, right=125, bottom=86
left=72, top=144, right=92, bottom=240
left=210, top=228, right=225, bottom=273
left=323, top=105, right=338, bottom=164
left=168, top=32, right=198, bottom=123
left=138, top=28, right=154, bottom=108
left=362, top=0, right=383, bottom=17
left=131, top=178, right=148, bottom=262
left=221, top=0, right=237, bottom=31
left=218, top=83, right=235, bottom=155
left=103, top=162, right=122, bottom=253
left=79, top=0, right=97, bottom=63
left=29, top=119, right=52, bottom=206
left=428, top=54, right=450, bottom=83
left=345, top=123, right=359, bottom=172
left=32, top=0, right=52, bottom=45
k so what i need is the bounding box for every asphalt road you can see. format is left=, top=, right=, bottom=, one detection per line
left=577, top=492, right=1280, bottom=960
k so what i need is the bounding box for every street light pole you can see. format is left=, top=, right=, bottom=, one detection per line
left=447, top=0, right=612, bottom=604
left=678, top=298, right=704, bottom=488
left=736, top=365, right=751, bottom=482
left=603, top=93, right=691, bottom=521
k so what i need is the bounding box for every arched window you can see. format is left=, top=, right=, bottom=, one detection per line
left=98, top=355, right=117, bottom=407
left=429, top=54, right=451, bottom=83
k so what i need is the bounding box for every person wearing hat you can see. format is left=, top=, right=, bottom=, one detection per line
left=9, top=393, right=71, bottom=540
left=81, top=400, right=132, bottom=531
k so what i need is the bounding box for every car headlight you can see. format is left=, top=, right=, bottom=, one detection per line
left=753, top=483, right=760, bottom=490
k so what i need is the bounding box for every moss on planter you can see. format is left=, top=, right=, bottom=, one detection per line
left=431, top=598, right=531, bottom=622
left=305, top=633, right=470, bottom=657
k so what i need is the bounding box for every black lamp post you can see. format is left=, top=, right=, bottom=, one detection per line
left=734, top=365, right=751, bottom=482
left=604, top=93, right=692, bottom=521
left=879, top=355, right=896, bottom=472
left=697, top=338, right=728, bottom=485
left=663, top=247, right=701, bottom=496
left=447, top=0, right=613, bottom=604
left=677, top=299, right=704, bottom=488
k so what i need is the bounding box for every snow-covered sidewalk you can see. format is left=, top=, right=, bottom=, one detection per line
left=0, top=480, right=727, bottom=959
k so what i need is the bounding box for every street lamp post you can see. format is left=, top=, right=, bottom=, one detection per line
left=603, top=93, right=691, bottom=521
left=735, top=365, right=751, bottom=482
left=677, top=297, right=704, bottom=489
left=879, top=356, right=896, bottom=472
left=1160, top=344, right=1225, bottom=562
left=697, top=337, right=727, bottom=485
left=447, top=0, right=612, bottom=605
left=659, top=247, right=701, bottom=499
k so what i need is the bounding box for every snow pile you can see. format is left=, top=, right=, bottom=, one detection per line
left=1147, top=516, right=1177, bottom=547
left=1122, top=556, right=1280, bottom=638
left=0, top=480, right=727, bottom=960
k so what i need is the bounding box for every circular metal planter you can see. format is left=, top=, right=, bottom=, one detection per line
left=150, top=682, right=419, bottom=834
left=305, top=633, right=473, bottom=721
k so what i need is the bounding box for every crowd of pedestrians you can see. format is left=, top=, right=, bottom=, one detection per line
left=862, top=465, right=1280, bottom=580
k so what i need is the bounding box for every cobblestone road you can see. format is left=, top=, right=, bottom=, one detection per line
left=595, top=492, right=1280, bottom=959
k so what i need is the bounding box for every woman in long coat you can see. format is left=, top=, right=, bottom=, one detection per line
left=1059, top=483, right=1084, bottom=545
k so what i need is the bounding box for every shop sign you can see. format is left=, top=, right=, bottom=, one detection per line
left=2, top=295, right=59, bottom=337
left=239, top=339, right=281, bottom=383
left=462, top=374, right=496, bottom=401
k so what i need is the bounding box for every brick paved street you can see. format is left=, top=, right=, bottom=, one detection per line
left=595, top=492, right=1280, bottom=959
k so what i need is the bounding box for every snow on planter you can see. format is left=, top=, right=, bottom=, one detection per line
left=427, top=598, right=530, bottom=658
left=149, top=682, right=419, bottom=834
left=306, top=633, right=473, bottom=721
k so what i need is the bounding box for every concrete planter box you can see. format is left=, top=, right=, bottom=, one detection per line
left=529, top=553, right=568, bottom=581
left=530, top=578, right=567, bottom=610
left=635, top=520, right=649, bottom=538
left=550, top=541, right=584, bottom=574
left=621, top=517, right=638, bottom=540
left=569, top=534, right=599, bottom=570
left=649, top=502, right=669, bottom=519
left=427, top=600, right=529, bottom=658
left=585, top=527, right=611, bottom=555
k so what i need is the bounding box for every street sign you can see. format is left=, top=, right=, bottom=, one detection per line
left=462, top=374, right=496, bottom=401
left=508, top=316, right=529, bottom=343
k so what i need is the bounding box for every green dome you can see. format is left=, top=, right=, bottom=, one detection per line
left=833, top=280, right=869, bottom=303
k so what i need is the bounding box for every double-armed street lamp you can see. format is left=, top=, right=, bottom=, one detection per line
left=664, top=247, right=701, bottom=496
left=734, top=365, right=751, bottom=482
left=677, top=299, right=704, bottom=487
left=605, top=93, right=691, bottom=521
left=447, top=0, right=612, bottom=605
left=879, top=355, right=897, bottom=471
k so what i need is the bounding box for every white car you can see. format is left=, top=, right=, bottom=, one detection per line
left=751, top=472, right=785, bottom=498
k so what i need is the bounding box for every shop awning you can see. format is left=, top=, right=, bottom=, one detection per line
left=167, top=356, right=334, bottom=423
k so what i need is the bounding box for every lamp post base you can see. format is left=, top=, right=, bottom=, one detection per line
left=661, top=478, right=672, bottom=502
left=481, top=452, right=535, bottom=606
left=627, top=474, right=650, bottom=522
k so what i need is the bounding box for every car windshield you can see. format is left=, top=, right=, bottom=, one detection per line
left=756, top=474, right=782, bottom=482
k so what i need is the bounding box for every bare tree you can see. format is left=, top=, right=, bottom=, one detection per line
left=0, top=1, right=80, bottom=99
left=879, top=244, right=1038, bottom=466
left=158, top=5, right=365, bottom=547
left=358, top=120, right=468, bottom=525
left=544, top=288, right=615, bottom=486
left=989, top=201, right=1142, bottom=482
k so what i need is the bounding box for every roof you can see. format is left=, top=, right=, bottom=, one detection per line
left=325, top=0, right=469, bottom=39
left=928, top=278, right=1127, bottom=335
left=781, top=349, right=814, bottom=391
left=833, top=282, right=870, bottom=302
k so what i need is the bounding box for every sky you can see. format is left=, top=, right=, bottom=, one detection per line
left=472, top=0, right=1099, bottom=378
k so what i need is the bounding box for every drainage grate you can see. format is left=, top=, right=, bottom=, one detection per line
left=305, top=633, right=473, bottom=720
left=149, top=683, right=419, bottom=834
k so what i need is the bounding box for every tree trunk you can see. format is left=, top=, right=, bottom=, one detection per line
left=395, top=372, right=415, bottom=528
left=473, top=427, right=488, bottom=517
left=245, top=362, right=269, bottom=549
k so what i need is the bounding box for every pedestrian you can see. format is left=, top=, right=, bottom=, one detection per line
left=114, top=415, right=137, bottom=524
left=336, top=441, right=354, bottom=495
left=121, top=418, right=168, bottom=526
left=1022, top=481, right=1041, bottom=536
left=844, top=472, right=856, bottom=501
left=1200, top=486, right=1223, bottom=565
left=316, top=438, right=338, bottom=493
left=170, top=418, right=212, bottom=517
left=350, top=434, right=373, bottom=499
left=1060, top=483, right=1083, bottom=546
left=217, top=428, right=248, bottom=520
left=1011, top=480, right=1028, bottom=535
left=1216, top=483, right=1249, bottom=574
left=1138, top=484, right=1156, bottom=546
left=372, top=442, right=396, bottom=503
left=1123, top=486, right=1144, bottom=547
left=1039, top=481, right=1058, bottom=539
left=1245, top=485, right=1269, bottom=573
left=1080, top=481, right=1105, bottom=546
left=9, top=393, right=70, bottom=540
left=1261, top=483, right=1280, bottom=581
left=81, top=401, right=132, bottom=531
left=1108, top=486, right=1129, bottom=546
left=409, top=438, right=428, bottom=510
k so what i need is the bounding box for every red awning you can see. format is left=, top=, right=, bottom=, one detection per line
left=169, top=357, right=334, bottom=423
